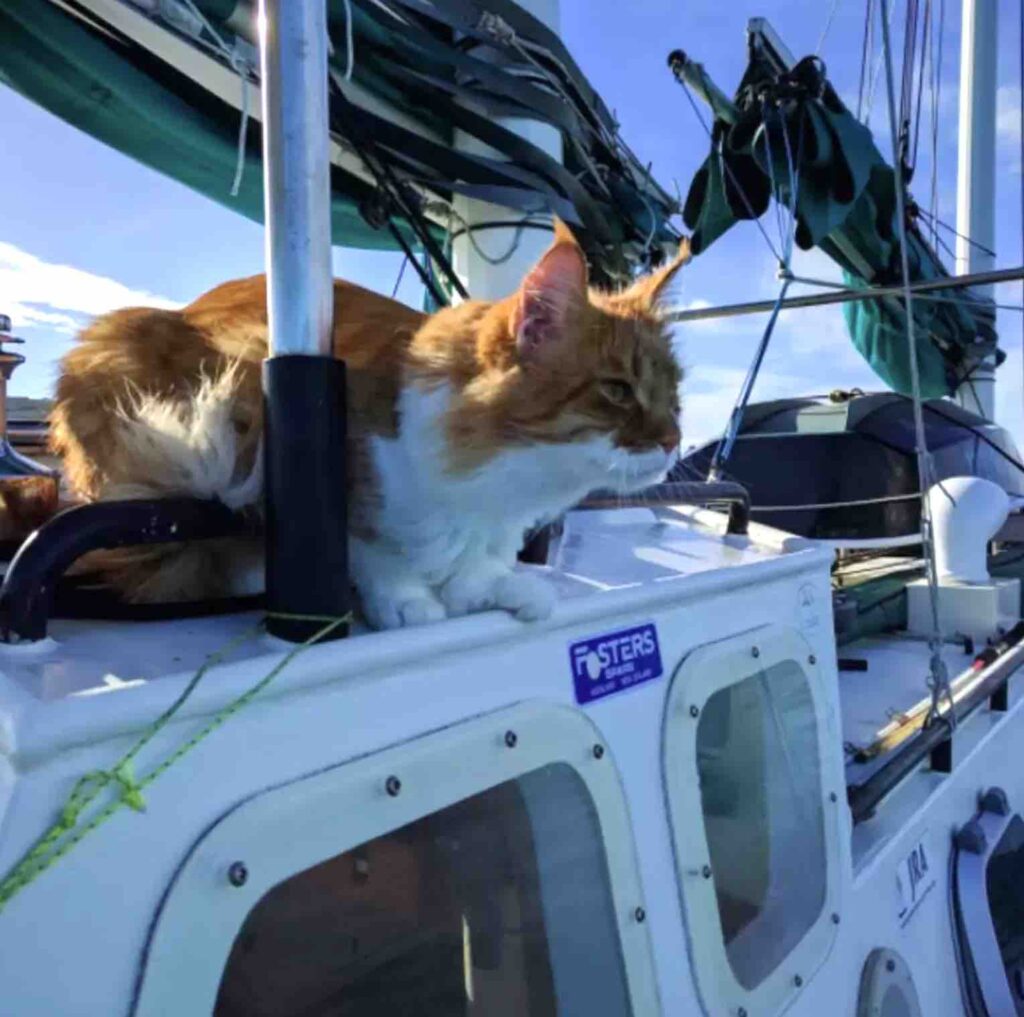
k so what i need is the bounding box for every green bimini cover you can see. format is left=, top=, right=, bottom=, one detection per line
left=0, top=0, right=396, bottom=249
left=679, top=50, right=1000, bottom=398
left=0, top=0, right=681, bottom=275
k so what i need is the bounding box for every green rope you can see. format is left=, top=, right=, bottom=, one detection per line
left=0, top=611, right=349, bottom=914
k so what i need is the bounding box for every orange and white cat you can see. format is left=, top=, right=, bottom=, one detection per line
left=51, top=222, right=688, bottom=629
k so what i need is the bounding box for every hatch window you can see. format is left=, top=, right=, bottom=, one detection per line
left=135, top=704, right=656, bottom=1016
left=214, top=763, right=631, bottom=1017
left=956, top=798, right=1024, bottom=1015
left=664, top=626, right=841, bottom=1016
left=697, top=661, right=827, bottom=988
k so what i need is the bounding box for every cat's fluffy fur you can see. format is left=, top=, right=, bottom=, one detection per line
left=51, top=221, right=688, bottom=628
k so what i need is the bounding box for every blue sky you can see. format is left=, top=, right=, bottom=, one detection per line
left=1, top=0, right=1022, bottom=447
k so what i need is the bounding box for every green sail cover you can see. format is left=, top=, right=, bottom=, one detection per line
left=0, top=0, right=400, bottom=250
left=681, top=53, right=999, bottom=398
left=0, top=0, right=681, bottom=277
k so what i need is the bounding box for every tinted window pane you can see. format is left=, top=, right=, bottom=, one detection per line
left=985, top=814, right=1024, bottom=1013
left=696, top=661, right=826, bottom=989
left=216, top=763, right=632, bottom=1017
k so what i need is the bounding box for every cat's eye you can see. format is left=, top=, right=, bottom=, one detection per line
left=600, top=379, right=633, bottom=405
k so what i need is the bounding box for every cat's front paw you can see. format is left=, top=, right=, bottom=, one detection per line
left=493, top=571, right=555, bottom=621
left=441, top=563, right=554, bottom=623
left=361, top=591, right=448, bottom=630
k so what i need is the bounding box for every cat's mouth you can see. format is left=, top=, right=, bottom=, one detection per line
left=605, top=446, right=678, bottom=493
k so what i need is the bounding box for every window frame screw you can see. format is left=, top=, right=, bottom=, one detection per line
left=634, top=906, right=646, bottom=923
left=701, top=864, right=712, bottom=879
left=504, top=730, right=517, bottom=748
left=751, top=646, right=761, bottom=658
left=592, top=743, right=605, bottom=759
left=831, top=912, right=840, bottom=924
left=385, top=775, right=402, bottom=797
left=689, top=704, right=700, bottom=718
left=227, top=861, right=248, bottom=887
left=793, top=974, right=803, bottom=988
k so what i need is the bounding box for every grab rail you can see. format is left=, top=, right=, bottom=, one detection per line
left=577, top=480, right=751, bottom=535
left=0, top=498, right=253, bottom=642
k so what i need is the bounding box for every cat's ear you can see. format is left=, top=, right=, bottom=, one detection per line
left=512, top=226, right=588, bottom=365
left=612, top=238, right=691, bottom=315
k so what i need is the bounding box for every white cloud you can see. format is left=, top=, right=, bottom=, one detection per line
left=998, top=84, right=1021, bottom=148
left=0, top=242, right=181, bottom=336
left=681, top=364, right=820, bottom=448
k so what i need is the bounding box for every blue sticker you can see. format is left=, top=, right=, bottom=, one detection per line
left=570, top=622, right=663, bottom=705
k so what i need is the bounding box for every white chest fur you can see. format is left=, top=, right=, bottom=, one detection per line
left=366, top=383, right=599, bottom=578
left=350, top=381, right=675, bottom=629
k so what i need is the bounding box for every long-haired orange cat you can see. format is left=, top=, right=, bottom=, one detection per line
left=51, top=222, right=688, bottom=629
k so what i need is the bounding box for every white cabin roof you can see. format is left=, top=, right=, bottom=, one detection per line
left=0, top=507, right=823, bottom=765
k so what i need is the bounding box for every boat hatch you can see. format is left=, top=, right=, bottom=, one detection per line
left=954, top=787, right=1024, bottom=1016
left=133, top=703, right=660, bottom=1016
left=663, top=625, right=841, bottom=1016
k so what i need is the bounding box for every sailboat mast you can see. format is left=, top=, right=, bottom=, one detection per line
left=954, top=0, right=998, bottom=420
left=450, top=0, right=562, bottom=300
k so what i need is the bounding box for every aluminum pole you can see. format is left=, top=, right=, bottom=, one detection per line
left=954, top=0, right=998, bottom=419
left=259, top=0, right=349, bottom=642
left=260, top=0, right=333, bottom=356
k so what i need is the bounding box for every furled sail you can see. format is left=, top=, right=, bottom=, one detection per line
left=675, top=27, right=1000, bottom=398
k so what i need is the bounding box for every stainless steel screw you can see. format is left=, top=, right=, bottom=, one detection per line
left=385, top=775, right=402, bottom=797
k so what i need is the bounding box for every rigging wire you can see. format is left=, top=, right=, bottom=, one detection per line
left=910, top=0, right=931, bottom=176
left=915, top=208, right=997, bottom=257
left=928, top=0, right=946, bottom=244
left=864, top=0, right=903, bottom=125
left=783, top=270, right=1024, bottom=311
left=1020, top=0, right=1024, bottom=436
left=898, top=0, right=920, bottom=174
left=879, top=0, right=954, bottom=727
left=674, top=77, right=784, bottom=262
left=816, top=0, right=844, bottom=56
left=857, top=0, right=876, bottom=119
left=390, top=254, right=409, bottom=299
left=707, top=101, right=803, bottom=480
left=180, top=0, right=254, bottom=197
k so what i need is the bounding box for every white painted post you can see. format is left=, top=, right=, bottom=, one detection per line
left=451, top=0, right=562, bottom=302
left=954, top=0, right=998, bottom=420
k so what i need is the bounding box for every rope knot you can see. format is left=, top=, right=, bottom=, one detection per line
left=111, top=761, right=147, bottom=814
